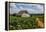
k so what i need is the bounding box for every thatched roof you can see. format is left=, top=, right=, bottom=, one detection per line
left=18, top=10, right=28, bottom=15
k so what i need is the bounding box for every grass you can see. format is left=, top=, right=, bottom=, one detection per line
left=9, top=15, right=44, bottom=30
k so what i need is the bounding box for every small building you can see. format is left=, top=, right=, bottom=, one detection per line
left=18, top=10, right=30, bottom=17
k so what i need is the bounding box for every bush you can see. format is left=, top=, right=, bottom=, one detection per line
left=9, top=16, right=43, bottom=30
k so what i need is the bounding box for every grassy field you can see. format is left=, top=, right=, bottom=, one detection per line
left=9, top=15, right=44, bottom=30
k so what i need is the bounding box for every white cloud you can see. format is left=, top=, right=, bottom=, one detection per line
left=10, top=3, right=44, bottom=14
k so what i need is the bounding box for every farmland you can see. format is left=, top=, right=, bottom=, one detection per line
left=9, top=14, right=44, bottom=30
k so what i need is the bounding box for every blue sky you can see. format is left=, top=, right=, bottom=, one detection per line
left=9, top=3, right=44, bottom=14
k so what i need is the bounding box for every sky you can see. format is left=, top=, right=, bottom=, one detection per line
left=9, top=3, right=44, bottom=14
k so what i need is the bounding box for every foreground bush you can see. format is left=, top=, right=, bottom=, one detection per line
left=9, top=16, right=43, bottom=30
